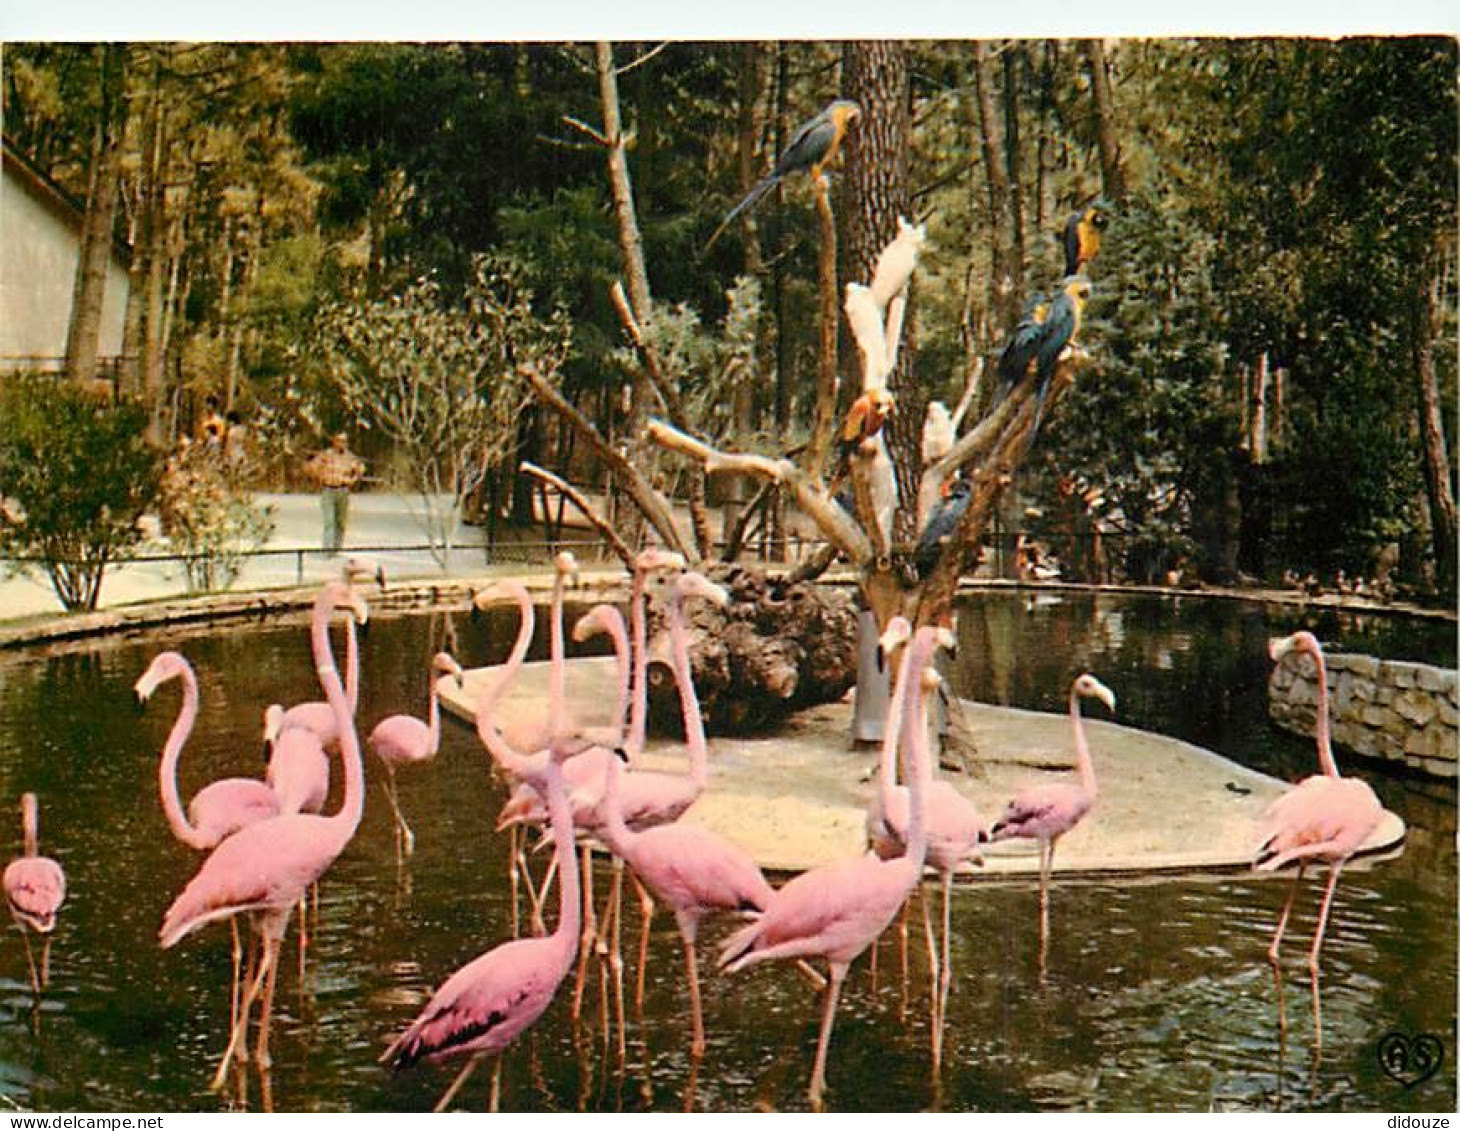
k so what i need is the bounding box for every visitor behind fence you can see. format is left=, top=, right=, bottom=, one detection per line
left=303, top=433, right=365, bottom=553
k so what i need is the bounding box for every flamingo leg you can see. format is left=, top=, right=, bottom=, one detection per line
left=898, top=900, right=910, bottom=1016
left=605, top=857, right=627, bottom=1064
left=869, top=933, right=879, bottom=992
left=676, top=914, right=705, bottom=1060
left=507, top=826, right=521, bottom=938
left=1308, top=861, right=1344, bottom=1055
left=1037, top=838, right=1055, bottom=980
left=633, top=873, right=655, bottom=1015
left=237, top=935, right=259, bottom=1065
left=39, top=936, right=52, bottom=989
left=256, top=932, right=285, bottom=1071
left=794, top=960, right=829, bottom=992
left=920, top=879, right=941, bottom=1063
left=212, top=931, right=273, bottom=1091
left=489, top=1053, right=503, bottom=1112
left=434, top=1051, right=485, bottom=1113
left=1267, top=863, right=1306, bottom=966
left=937, top=869, right=954, bottom=1070
left=19, top=930, right=39, bottom=996
left=526, top=850, right=555, bottom=938
left=571, top=842, right=597, bottom=1022
left=382, top=773, right=415, bottom=857
left=229, top=918, right=243, bottom=1035
left=807, top=962, right=848, bottom=1110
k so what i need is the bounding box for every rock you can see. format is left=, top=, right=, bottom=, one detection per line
left=1343, top=654, right=1380, bottom=679
left=1394, top=689, right=1438, bottom=727
left=1382, top=660, right=1418, bottom=688
left=1416, top=664, right=1455, bottom=694
left=1360, top=703, right=1393, bottom=729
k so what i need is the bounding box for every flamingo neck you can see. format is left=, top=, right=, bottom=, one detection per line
left=877, top=642, right=912, bottom=819
left=426, top=669, right=443, bottom=756
left=1070, top=689, right=1098, bottom=800
left=900, top=640, right=936, bottom=869
left=599, top=609, right=632, bottom=750
left=475, top=585, right=539, bottom=778
left=1309, top=642, right=1340, bottom=778
left=311, top=585, right=364, bottom=838
left=344, top=614, right=360, bottom=714
left=542, top=759, right=581, bottom=963
left=596, top=747, right=636, bottom=856
left=157, top=661, right=210, bottom=851
left=548, top=573, right=568, bottom=739
left=667, top=593, right=708, bottom=788
left=627, top=571, right=648, bottom=757
left=20, top=795, right=38, bottom=858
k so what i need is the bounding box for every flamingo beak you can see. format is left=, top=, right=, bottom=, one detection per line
left=1268, top=633, right=1296, bottom=662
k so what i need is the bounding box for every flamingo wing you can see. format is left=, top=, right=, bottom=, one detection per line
left=634, top=824, right=772, bottom=914
left=991, top=782, right=1090, bottom=842
left=188, top=778, right=281, bottom=845
left=382, top=937, right=563, bottom=1070
left=4, top=857, right=65, bottom=930
left=369, top=715, right=432, bottom=767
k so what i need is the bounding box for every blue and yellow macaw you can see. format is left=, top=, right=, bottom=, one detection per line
left=995, top=290, right=1050, bottom=400
left=705, top=99, right=862, bottom=251
left=914, top=476, right=972, bottom=578
left=1063, top=204, right=1108, bottom=277
left=1029, top=275, right=1093, bottom=440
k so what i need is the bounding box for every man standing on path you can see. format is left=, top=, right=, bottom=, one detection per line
left=303, top=432, right=365, bottom=552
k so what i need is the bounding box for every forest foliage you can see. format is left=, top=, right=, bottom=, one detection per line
left=4, top=38, right=1455, bottom=595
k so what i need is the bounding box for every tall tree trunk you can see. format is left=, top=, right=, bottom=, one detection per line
left=1003, top=44, right=1027, bottom=293
left=64, top=43, right=127, bottom=386
left=1416, top=267, right=1456, bottom=595
left=1081, top=39, right=1126, bottom=203
left=972, top=41, right=1019, bottom=333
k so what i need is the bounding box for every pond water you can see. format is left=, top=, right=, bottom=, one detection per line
left=0, top=591, right=1452, bottom=1112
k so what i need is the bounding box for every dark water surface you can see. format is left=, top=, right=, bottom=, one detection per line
left=0, top=591, right=1453, bottom=1112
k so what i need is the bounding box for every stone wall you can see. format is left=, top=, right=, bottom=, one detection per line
left=1269, top=651, right=1458, bottom=778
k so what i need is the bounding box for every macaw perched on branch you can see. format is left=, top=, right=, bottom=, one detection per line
left=1063, top=204, right=1108, bottom=277
left=994, top=291, right=1050, bottom=400
left=836, top=387, right=896, bottom=465
left=914, top=476, right=972, bottom=578
left=1029, top=275, right=1093, bottom=441
left=704, top=99, right=863, bottom=252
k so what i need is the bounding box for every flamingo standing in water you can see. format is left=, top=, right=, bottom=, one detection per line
left=381, top=647, right=594, bottom=1111
left=160, top=580, right=371, bottom=1088
left=866, top=660, right=989, bottom=1067
left=719, top=619, right=944, bottom=1108
left=4, top=793, right=66, bottom=994
left=136, top=650, right=283, bottom=1035
left=368, top=651, right=465, bottom=857
left=1256, top=631, right=1384, bottom=1046
left=576, top=601, right=774, bottom=1060
left=989, top=672, right=1116, bottom=976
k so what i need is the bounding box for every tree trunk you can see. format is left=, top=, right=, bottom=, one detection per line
left=64, top=43, right=127, bottom=386
left=1003, top=44, right=1027, bottom=294
left=843, top=40, right=919, bottom=543
left=972, top=41, right=1019, bottom=335
left=1081, top=39, right=1126, bottom=203
left=1416, top=268, right=1456, bottom=595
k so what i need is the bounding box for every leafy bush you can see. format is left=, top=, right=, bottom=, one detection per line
left=0, top=377, right=162, bottom=612
left=159, top=436, right=276, bottom=593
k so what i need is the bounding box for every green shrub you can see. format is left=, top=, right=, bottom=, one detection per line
left=0, top=376, right=162, bottom=612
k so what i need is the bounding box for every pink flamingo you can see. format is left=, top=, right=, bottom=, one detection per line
left=989, top=672, right=1116, bottom=975
left=866, top=661, right=989, bottom=1067
left=381, top=676, right=589, bottom=1110
left=265, top=727, right=330, bottom=817
left=581, top=600, right=774, bottom=1061
left=135, top=650, right=283, bottom=1034
left=719, top=619, right=944, bottom=1108
left=1256, top=631, right=1384, bottom=1045
left=4, top=793, right=66, bottom=994
left=260, top=557, right=382, bottom=752
left=367, top=651, right=465, bottom=857
left=160, top=580, right=371, bottom=1088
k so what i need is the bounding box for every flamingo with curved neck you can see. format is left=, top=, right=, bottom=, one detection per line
left=367, top=651, right=465, bottom=857
left=989, top=672, right=1116, bottom=975
left=1256, top=631, right=1384, bottom=1049
left=160, top=580, right=370, bottom=1088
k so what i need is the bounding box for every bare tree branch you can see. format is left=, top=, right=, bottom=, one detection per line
left=520, top=460, right=634, bottom=569
left=647, top=418, right=873, bottom=566
left=561, top=114, right=610, bottom=148
left=520, top=364, right=690, bottom=559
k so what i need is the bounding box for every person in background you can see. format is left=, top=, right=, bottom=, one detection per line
left=303, top=432, right=365, bottom=553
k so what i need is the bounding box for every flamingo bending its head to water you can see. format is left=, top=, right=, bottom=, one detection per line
left=719, top=619, right=946, bottom=1108
left=989, top=672, right=1115, bottom=973
left=368, top=651, right=465, bottom=857
left=1255, top=631, right=1384, bottom=1046
left=160, top=580, right=371, bottom=1088
left=4, top=793, right=66, bottom=994
left=381, top=712, right=595, bottom=1111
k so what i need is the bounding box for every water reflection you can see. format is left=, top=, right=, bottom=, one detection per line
left=0, top=592, right=1451, bottom=1110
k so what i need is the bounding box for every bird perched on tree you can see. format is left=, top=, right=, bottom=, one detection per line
left=1029, top=275, right=1093, bottom=441
left=1063, top=204, right=1108, bottom=277
left=704, top=99, right=862, bottom=251
left=995, top=290, right=1050, bottom=400
left=914, top=477, right=972, bottom=578
left=835, top=387, right=896, bottom=468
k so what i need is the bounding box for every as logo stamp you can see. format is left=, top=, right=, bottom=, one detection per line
left=1378, top=1032, right=1444, bottom=1090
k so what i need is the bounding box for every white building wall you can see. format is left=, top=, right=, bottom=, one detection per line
left=1, top=159, right=129, bottom=370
